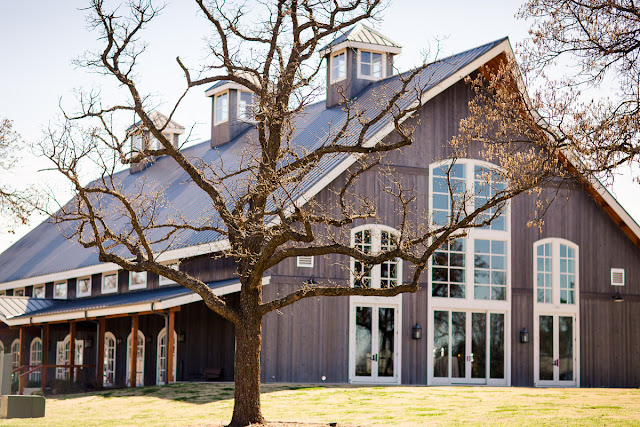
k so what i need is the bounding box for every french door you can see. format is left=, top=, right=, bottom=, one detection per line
left=535, top=313, right=577, bottom=386
left=430, top=309, right=506, bottom=385
left=349, top=302, right=400, bottom=383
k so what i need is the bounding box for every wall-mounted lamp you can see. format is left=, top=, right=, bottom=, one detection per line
left=85, top=338, right=94, bottom=349
left=177, top=332, right=186, bottom=342
left=145, top=336, right=152, bottom=344
left=412, top=323, right=422, bottom=340
left=520, top=328, right=529, bottom=344
left=116, top=338, right=123, bottom=345
left=304, top=276, right=318, bottom=285
left=612, top=292, right=624, bottom=302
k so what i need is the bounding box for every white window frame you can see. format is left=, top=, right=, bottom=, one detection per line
left=330, top=50, right=347, bottom=83
left=13, top=287, right=25, bottom=297
left=11, top=339, right=19, bottom=369
left=237, top=91, right=255, bottom=122
left=76, top=276, right=92, bottom=298
left=156, top=327, right=177, bottom=385
left=296, top=256, right=314, bottom=268
left=357, top=50, right=385, bottom=80
left=126, top=330, right=145, bottom=387
left=532, top=238, right=580, bottom=387
left=102, top=271, right=119, bottom=294
left=56, top=335, right=84, bottom=380
left=103, top=332, right=117, bottom=387
left=53, top=281, right=67, bottom=300
left=159, top=262, right=179, bottom=286
left=131, top=132, right=144, bottom=153
left=29, top=338, right=43, bottom=381
left=428, top=159, right=511, bottom=307
left=32, top=285, right=45, bottom=299
left=214, top=91, right=229, bottom=125
left=350, top=224, right=402, bottom=289
left=426, top=159, right=512, bottom=387
left=129, top=271, right=147, bottom=290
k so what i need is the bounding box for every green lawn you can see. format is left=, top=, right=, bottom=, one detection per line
left=1, top=383, right=639, bottom=426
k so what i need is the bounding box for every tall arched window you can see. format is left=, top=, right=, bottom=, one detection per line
left=156, top=328, right=177, bottom=385
left=11, top=339, right=19, bottom=383
left=56, top=335, right=84, bottom=380
left=126, top=331, right=145, bottom=387
left=103, top=332, right=116, bottom=387
left=0, top=340, right=4, bottom=356
left=29, top=338, right=42, bottom=381
left=350, top=225, right=402, bottom=289
left=533, top=238, right=580, bottom=387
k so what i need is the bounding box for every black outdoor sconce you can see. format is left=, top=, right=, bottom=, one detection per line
left=177, top=331, right=186, bottom=342
left=85, top=338, right=94, bottom=349
left=612, top=291, right=624, bottom=302
left=412, top=323, right=422, bottom=340
left=116, top=338, right=123, bottom=345
left=520, top=328, right=529, bottom=344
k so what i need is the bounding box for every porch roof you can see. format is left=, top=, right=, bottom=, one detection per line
left=0, top=277, right=247, bottom=326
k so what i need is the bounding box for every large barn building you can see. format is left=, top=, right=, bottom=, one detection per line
left=0, top=25, right=638, bottom=393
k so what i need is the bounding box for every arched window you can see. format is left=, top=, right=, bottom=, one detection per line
left=56, top=335, right=84, bottom=380
left=156, top=328, right=177, bottom=385
left=350, top=225, right=402, bottom=289
left=126, top=330, right=145, bottom=387
left=0, top=340, right=4, bottom=356
left=29, top=338, right=42, bottom=381
left=534, top=239, right=579, bottom=305
left=103, top=332, right=116, bottom=387
left=11, top=339, right=20, bottom=383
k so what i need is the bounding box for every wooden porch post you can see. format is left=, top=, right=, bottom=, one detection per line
left=130, top=315, right=138, bottom=388
left=69, top=322, right=76, bottom=384
left=18, top=326, right=25, bottom=395
left=42, top=324, right=49, bottom=394
left=167, top=308, right=175, bottom=384
left=97, top=318, right=105, bottom=388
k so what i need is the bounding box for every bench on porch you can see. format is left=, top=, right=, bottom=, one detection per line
left=191, top=368, right=223, bottom=381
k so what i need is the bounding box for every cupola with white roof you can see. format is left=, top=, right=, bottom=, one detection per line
left=319, top=23, right=402, bottom=108
left=127, top=111, right=184, bottom=173
left=205, top=81, right=255, bottom=148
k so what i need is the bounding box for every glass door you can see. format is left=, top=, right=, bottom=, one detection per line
left=431, top=310, right=505, bottom=385
left=536, top=314, right=576, bottom=386
left=352, top=304, right=399, bottom=383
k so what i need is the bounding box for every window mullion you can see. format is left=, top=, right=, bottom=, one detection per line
left=553, top=241, right=560, bottom=306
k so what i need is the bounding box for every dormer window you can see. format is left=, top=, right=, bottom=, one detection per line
left=359, top=51, right=383, bottom=79
left=238, top=91, right=255, bottom=121
left=132, top=133, right=144, bottom=153
left=331, top=51, right=346, bottom=82
left=215, top=92, right=229, bottom=124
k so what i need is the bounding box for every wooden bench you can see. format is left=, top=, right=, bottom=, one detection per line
left=203, top=368, right=223, bottom=381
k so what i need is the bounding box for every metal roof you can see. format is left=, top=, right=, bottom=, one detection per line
left=320, top=23, right=402, bottom=52
left=0, top=278, right=239, bottom=322
left=0, top=38, right=507, bottom=284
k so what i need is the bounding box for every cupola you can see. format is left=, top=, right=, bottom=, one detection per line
left=205, top=81, right=256, bottom=148
left=319, top=23, right=402, bottom=109
left=127, top=111, right=184, bottom=174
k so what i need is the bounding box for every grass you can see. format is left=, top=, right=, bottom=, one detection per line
left=1, top=383, right=639, bottom=426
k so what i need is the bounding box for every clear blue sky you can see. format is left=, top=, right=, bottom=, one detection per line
left=0, top=0, right=637, bottom=251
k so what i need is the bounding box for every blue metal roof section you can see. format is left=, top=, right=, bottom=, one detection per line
left=0, top=38, right=507, bottom=284
left=0, top=278, right=239, bottom=319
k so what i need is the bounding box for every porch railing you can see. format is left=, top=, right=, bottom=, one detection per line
left=13, top=364, right=96, bottom=395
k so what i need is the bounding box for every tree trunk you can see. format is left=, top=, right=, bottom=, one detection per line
left=229, top=316, right=264, bottom=426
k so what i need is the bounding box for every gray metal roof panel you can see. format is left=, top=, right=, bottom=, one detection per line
left=0, top=38, right=506, bottom=283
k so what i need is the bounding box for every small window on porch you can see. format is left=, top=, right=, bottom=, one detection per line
left=77, top=277, right=92, bottom=298
left=13, top=288, right=25, bottom=297
left=53, top=282, right=67, bottom=300
left=33, top=285, right=45, bottom=299
left=102, top=272, right=118, bottom=294
left=129, top=271, right=147, bottom=290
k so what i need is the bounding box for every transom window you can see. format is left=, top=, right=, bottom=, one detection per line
left=77, top=277, right=92, bottom=298
left=474, top=239, right=507, bottom=300
left=360, top=51, right=383, bottom=78
left=215, top=92, right=229, bottom=124
left=33, top=285, right=45, bottom=299
left=102, top=272, right=118, bottom=294
left=534, top=239, right=578, bottom=306
left=331, top=52, right=346, bottom=82
left=53, top=282, right=67, bottom=299
left=351, top=225, right=401, bottom=289
left=432, top=239, right=465, bottom=298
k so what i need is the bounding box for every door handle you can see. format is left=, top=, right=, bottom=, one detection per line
left=553, top=359, right=558, bottom=366
left=371, top=354, right=378, bottom=362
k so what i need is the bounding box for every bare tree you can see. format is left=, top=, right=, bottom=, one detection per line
left=41, top=1, right=563, bottom=425
left=0, top=117, right=38, bottom=231
left=519, top=0, right=640, bottom=176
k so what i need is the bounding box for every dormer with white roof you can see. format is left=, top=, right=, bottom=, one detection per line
left=205, top=81, right=255, bottom=148
left=128, top=111, right=185, bottom=173
left=320, top=23, right=402, bottom=108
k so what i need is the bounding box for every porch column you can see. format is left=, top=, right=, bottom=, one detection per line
left=97, top=318, right=105, bottom=388
left=130, top=314, right=138, bottom=388
left=42, top=324, right=49, bottom=393
left=167, top=308, right=175, bottom=384
left=18, top=326, right=25, bottom=395
left=69, top=321, right=76, bottom=383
